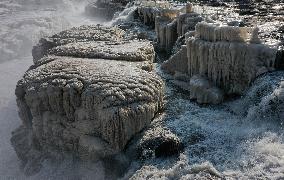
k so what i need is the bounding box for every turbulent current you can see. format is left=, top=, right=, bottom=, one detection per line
left=0, top=0, right=284, bottom=179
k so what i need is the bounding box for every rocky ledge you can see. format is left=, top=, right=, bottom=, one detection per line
left=12, top=25, right=165, bottom=175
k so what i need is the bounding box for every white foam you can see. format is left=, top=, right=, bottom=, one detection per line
left=127, top=71, right=284, bottom=179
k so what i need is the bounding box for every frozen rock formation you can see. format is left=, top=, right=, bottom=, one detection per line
left=162, top=22, right=278, bottom=103
left=137, top=2, right=203, bottom=53
left=47, top=40, right=155, bottom=71
left=153, top=4, right=202, bottom=53
left=13, top=56, right=164, bottom=170
left=187, top=22, right=277, bottom=94
left=137, top=126, right=183, bottom=159
left=189, top=75, right=224, bottom=104
left=176, top=12, right=203, bottom=37
left=194, top=22, right=252, bottom=42
left=12, top=23, right=165, bottom=175
left=137, top=2, right=180, bottom=26
left=155, top=16, right=177, bottom=52
left=32, top=25, right=125, bottom=62
left=161, top=45, right=188, bottom=75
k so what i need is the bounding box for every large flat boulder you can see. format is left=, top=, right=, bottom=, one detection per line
left=13, top=24, right=165, bottom=175
left=48, top=40, right=155, bottom=63
left=14, top=56, right=164, bottom=162
left=32, top=25, right=125, bottom=62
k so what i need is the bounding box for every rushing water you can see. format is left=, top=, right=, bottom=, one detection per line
left=124, top=69, right=284, bottom=179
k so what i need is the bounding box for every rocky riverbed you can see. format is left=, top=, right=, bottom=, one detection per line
left=8, top=0, right=284, bottom=179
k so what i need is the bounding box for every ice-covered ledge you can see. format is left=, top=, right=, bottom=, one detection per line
left=162, top=22, right=278, bottom=103
left=11, top=25, right=165, bottom=175
left=186, top=22, right=277, bottom=95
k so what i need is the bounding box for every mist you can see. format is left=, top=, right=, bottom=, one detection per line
left=0, top=0, right=106, bottom=179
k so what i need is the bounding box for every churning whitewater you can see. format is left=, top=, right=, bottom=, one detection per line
left=0, top=0, right=283, bottom=179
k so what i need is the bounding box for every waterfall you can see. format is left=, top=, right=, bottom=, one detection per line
left=109, top=3, right=137, bottom=25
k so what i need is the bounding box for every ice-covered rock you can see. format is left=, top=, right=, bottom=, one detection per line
left=138, top=126, right=183, bottom=159
left=155, top=16, right=178, bottom=52
left=163, top=22, right=279, bottom=98
left=161, top=45, right=188, bottom=75
left=32, top=25, right=125, bottom=62
left=184, top=22, right=278, bottom=95
left=195, top=22, right=251, bottom=42
left=47, top=40, right=155, bottom=71
left=177, top=12, right=203, bottom=37
left=189, top=75, right=224, bottom=104
left=13, top=56, right=164, bottom=173
left=137, top=3, right=181, bottom=27
left=137, top=2, right=201, bottom=52
left=12, top=22, right=167, bottom=175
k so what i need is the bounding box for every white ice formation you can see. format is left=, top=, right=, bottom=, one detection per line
left=163, top=22, right=278, bottom=102
left=187, top=22, right=277, bottom=95
left=11, top=25, right=165, bottom=175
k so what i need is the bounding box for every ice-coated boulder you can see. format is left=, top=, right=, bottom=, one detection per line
left=161, top=45, right=188, bottom=74
left=47, top=40, right=155, bottom=64
left=137, top=126, right=183, bottom=159
left=32, top=25, right=125, bottom=62
left=189, top=75, right=224, bottom=104
left=13, top=56, right=164, bottom=168
left=13, top=22, right=165, bottom=175
left=138, top=3, right=202, bottom=52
